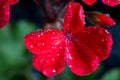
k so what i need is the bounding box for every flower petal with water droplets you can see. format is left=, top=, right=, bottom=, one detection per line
left=66, top=37, right=99, bottom=76
left=73, top=26, right=113, bottom=61
left=32, top=46, right=66, bottom=77
left=24, top=29, right=66, bottom=55
left=66, top=26, right=112, bottom=76
left=63, top=2, right=85, bottom=34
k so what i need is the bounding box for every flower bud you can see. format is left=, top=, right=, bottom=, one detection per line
left=85, top=11, right=116, bottom=27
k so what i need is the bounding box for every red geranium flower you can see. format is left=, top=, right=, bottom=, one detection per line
left=0, top=0, right=19, bottom=28
left=82, top=0, right=120, bottom=7
left=24, top=2, right=113, bottom=77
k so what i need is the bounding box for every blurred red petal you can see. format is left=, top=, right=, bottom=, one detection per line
left=32, top=47, right=66, bottom=77
left=8, top=0, right=19, bottom=5
left=102, top=0, right=119, bottom=7
left=82, top=0, right=96, bottom=5
left=0, top=2, right=10, bottom=28
left=63, top=2, right=85, bottom=34
left=66, top=26, right=112, bottom=75
left=24, top=29, right=65, bottom=55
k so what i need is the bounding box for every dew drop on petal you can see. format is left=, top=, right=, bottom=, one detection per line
left=105, top=30, right=109, bottom=34
left=69, top=65, right=72, bottom=68
left=30, top=45, right=33, bottom=48
left=42, top=43, right=45, bottom=46
left=68, top=54, right=73, bottom=59
left=52, top=69, right=56, bottom=73
left=107, top=0, right=110, bottom=3
left=38, top=35, right=41, bottom=37
left=57, top=54, right=60, bottom=56
left=40, top=33, right=43, bottom=36
left=52, top=58, right=55, bottom=61
left=105, top=13, right=110, bottom=17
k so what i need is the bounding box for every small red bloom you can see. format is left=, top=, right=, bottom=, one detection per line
left=82, top=0, right=120, bottom=7
left=85, top=11, right=116, bottom=27
left=0, top=0, right=18, bottom=28
left=24, top=2, right=113, bottom=77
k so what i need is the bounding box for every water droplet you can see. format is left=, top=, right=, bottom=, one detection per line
left=66, top=48, right=69, bottom=53
left=37, top=29, right=39, bottom=31
left=69, top=65, right=72, bottom=68
left=30, top=45, right=33, bottom=48
left=68, top=54, right=73, bottom=59
left=69, top=5, right=72, bottom=8
left=101, top=39, right=105, bottom=42
left=37, top=42, right=45, bottom=47
left=55, top=41, right=61, bottom=45
left=105, top=30, right=109, bottom=34
left=42, top=43, right=45, bottom=46
left=106, top=13, right=110, bottom=17
left=99, top=29, right=103, bottom=34
left=52, top=58, right=55, bottom=61
left=83, top=15, right=85, bottom=18
left=57, top=54, right=60, bottom=56
left=40, top=33, right=43, bottom=36
left=83, top=21, right=86, bottom=25
left=52, top=69, right=56, bottom=73
left=38, top=35, right=40, bottom=37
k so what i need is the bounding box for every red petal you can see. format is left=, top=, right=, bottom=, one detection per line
left=66, top=26, right=112, bottom=76
left=0, top=2, right=10, bottom=28
left=102, top=0, right=119, bottom=7
left=8, top=0, right=19, bottom=5
left=63, top=2, right=85, bottom=34
left=32, top=47, right=66, bottom=77
left=66, top=38, right=99, bottom=76
left=82, top=0, right=96, bottom=5
left=74, top=26, right=113, bottom=61
left=24, top=29, right=65, bottom=55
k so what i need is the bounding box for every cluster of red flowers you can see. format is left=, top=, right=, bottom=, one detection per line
left=24, top=2, right=114, bottom=77
left=0, top=0, right=118, bottom=28
left=0, top=0, right=117, bottom=77
left=82, top=0, right=120, bottom=7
